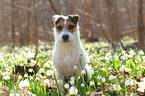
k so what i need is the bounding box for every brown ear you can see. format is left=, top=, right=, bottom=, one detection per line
left=68, top=14, right=79, bottom=24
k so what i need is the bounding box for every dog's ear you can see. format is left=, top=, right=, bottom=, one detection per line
left=52, top=15, right=61, bottom=25
left=68, top=14, right=80, bottom=24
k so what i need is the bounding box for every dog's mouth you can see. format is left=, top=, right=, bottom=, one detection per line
left=63, top=40, right=69, bottom=42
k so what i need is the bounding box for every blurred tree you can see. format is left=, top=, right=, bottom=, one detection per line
left=137, top=0, right=145, bottom=51
left=106, top=0, right=120, bottom=44
left=33, top=0, right=38, bottom=59
left=11, top=0, right=15, bottom=49
left=27, top=0, right=31, bottom=46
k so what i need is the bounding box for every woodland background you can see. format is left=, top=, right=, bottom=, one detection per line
left=0, top=0, right=144, bottom=51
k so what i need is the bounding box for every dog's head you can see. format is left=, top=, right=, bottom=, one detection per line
left=52, top=15, right=79, bottom=42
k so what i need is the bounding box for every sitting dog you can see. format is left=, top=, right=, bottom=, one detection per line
left=52, top=14, right=87, bottom=82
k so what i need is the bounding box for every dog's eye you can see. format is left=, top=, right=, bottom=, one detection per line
left=57, top=26, right=62, bottom=30
left=69, top=25, right=75, bottom=29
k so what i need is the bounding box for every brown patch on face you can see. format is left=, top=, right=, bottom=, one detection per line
left=55, top=17, right=65, bottom=33
left=66, top=15, right=79, bottom=33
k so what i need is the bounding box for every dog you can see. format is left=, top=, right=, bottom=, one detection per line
left=52, top=14, right=87, bottom=82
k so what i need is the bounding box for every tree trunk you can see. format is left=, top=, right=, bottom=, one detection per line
left=11, top=0, right=15, bottom=49
left=34, top=0, right=38, bottom=59
left=27, top=0, right=31, bottom=46
left=137, top=0, right=145, bottom=51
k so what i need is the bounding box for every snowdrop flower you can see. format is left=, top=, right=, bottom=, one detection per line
left=125, top=68, right=132, bottom=73
left=35, top=77, right=40, bottom=81
left=101, top=67, right=106, bottom=71
left=102, top=78, right=106, bottom=82
left=109, top=75, right=116, bottom=80
left=57, top=80, right=63, bottom=85
left=18, top=75, right=22, bottom=79
left=73, top=65, right=77, bottom=69
left=90, top=81, right=94, bottom=86
left=11, top=65, right=15, bottom=68
left=24, top=74, right=28, bottom=78
left=20, top=63, right=24, bottom=66
left=86, top=64, right=93, bottom=72
left=9, top=93, right=20, bottom=96
left=64, top=83, right=69, bottom=89
left=113, top=84, right=121, bottom=91
left=81, top=69, right=86, bottom=74
left=3, top=75, right=10, bottom=80
left=130, top=50, right=136, bottom=55
left=142, top=56, right=145, bottom=60
left=44, top=79, right=50, bottom=86
left=89, top=70, right=94, bottom=74
left=19, top=79, right=30, bottom=88
left=97, top=75, right=102, bottom=79
left=120, top=65, right=125, bottom=72
left=69, top=86, right=78, bottom=95
left=44, top=63, right=51, bottom=68
left=28, top=69, right=33, bottom=73
left=46, top=70, right=53, bottom=76
left=106, top=52, right=111, bottom=56
left=39, top=68, right=44, bottom=73
left=139, top=50, right=144, bottom=55
left=27, top=53, right=35, bottom=58
left=70, top=77, right=75, bottom=81
left=70, top=80, right=75, bottom=85
left=81, top=83, right=85, bottom=87
left=125, top=79, right=137, bottom=86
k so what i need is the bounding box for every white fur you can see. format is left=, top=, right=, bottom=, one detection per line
left=52, top=16, right=87, bottom=81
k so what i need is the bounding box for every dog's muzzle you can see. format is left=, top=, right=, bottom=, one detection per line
left=62, top=34, right=69, bottom=42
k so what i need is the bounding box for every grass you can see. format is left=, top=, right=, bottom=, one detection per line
left=0, top=40, right=145, bottom=96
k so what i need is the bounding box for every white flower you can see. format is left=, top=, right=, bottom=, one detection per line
left=69, top=86, right=78, bottom=95
left=142, top=56, right=145, bottom=60
left=90, top=81, right=94, bottom=86
left=139, top=50, right=144, bottom=55
left=9, top=93, right=20, bottom=96
left=44, top=63, right=51, bottom=68
left=28, top=69, right=33, bottom=72
left=39, top=68, right=44, bottom=73
left=18, top=75, right=22, bottom=79
left=27, top=53, right=35, bottom=58
left=24, top=74, right=28, bottom=78
left=20, top=63, right=24, bottom=66
left=130, top=50, right=135, bottom=55
left=70, top=80, right=75, bottom=85
left=73, top=65, right=77, bottom=69
left=44, top=79, right=50, bottom=85
left=64, top=83, right=69, bottom=89
left=81, top=69, right=86, bottom=74
left=81, top=83, right=85, bottom=87
left=3, top=75, right=10, bottom=80
left=120, top=65, right=125, bottom=72
left=102, top=78, right=106, bottom=82
left=78, top=76, right=80, bottom=80
left=101, top=67, right=106, bottom=71
left=70, top=77, right=75, bottom=81
left=113, top=84, right=121, bottom=91
left=19, top=79, right=30, bottom=88
left=125, top=79, right=137, bottom=86
left=97, top=75, right=102, bottom=79
left=57, top=80, right=63, bottom=85
left=109, top=75, right=116, bottom=80
left=11, top=65, right=15, bottom=68
left=125, top=68, right=132, bottom=73
left=46, top=70, right=53, bottom=76
left=89, top=70, right=94, bottom=74
left=35, top=77, right=40, bottom=81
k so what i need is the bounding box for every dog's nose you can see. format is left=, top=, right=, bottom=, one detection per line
left=62, top=34, right=69, bottom=41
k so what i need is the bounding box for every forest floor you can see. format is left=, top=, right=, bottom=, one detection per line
left=0, top=37, right=145, bottom=96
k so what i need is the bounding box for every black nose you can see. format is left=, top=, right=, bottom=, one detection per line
left=62, top=34, right=69, bottom=41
